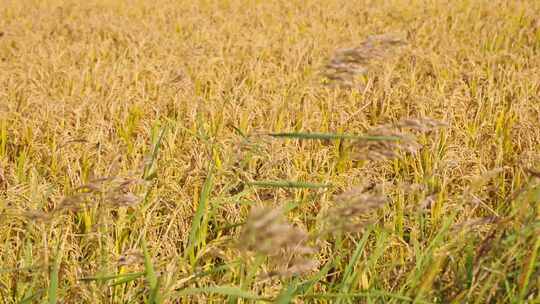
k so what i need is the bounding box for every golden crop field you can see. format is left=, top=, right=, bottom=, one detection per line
left=1, top=0, right=539, bottom=303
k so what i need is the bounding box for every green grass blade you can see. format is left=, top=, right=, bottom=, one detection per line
left=337, top=227, right=372, bottom=294
left=297, top=261, right=334, bottom=294
left=79, top=271, right=146, bottom=285
left=109, top=272, right=146, bottom=287
left=517, top=184, right=540, bottom=302
left=168, top=262, right=241, bottom=296
left=175, top=286, right=268, bottom=301
left=149, top=277, right=163, bottom=304
left=303, top=290, right=429, bottom=303
left=185, top=165, right=214, bottom=265
left=227, top=124, right=247, bottom=138
left=80, top=272, right=146, bottom=282
left=191, top=262, right=239, bottom=281
left=275, top=280, right=299, bottom=304
left=274, top=261, right=335, bottom=303
left=48, top=242, right=62, bottom=304
left=0, top=265, right=44, bottom=274
left=0, top=119, right=7, bottom=158
left=247, top=180, right=332, bottom=189
left=402, top=212, right=456, bottom=297
left=142, top=238, right=161, bottom=304
left=20, top=289, right=46, bottom=304
left=518, top=235, right=540, bottom=301
left=268, top=132, right=400, bottom=141
left=143, top=124, right=167, bottom=180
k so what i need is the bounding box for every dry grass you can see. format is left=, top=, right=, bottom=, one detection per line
left=1, top=0, right=540, bottom=303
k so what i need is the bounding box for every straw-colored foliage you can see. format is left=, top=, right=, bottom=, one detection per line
left=1, top=0, right=539, bottom=303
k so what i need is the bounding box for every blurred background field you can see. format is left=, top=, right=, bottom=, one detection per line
left=0, top=0, right=539, bottom=303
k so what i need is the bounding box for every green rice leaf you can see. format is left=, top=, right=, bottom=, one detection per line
left=142, top=238, right=162, bottom=304
left=175, top=286, right=267, bottom=301
left=268, top=132, right=400, bottom=141
left=247, top=180, right=332, bottom=189
left=185, top=165, right=214, bottom=265
left=48, top=242, right=62, bottom=304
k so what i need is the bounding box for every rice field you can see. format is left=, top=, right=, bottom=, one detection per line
left=0, top=0, right=539, bottom=303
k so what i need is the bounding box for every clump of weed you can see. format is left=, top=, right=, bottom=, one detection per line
left=323, top=186, right=388, bottom=234
left=238, top=206, right=318, bottom=278
left=353, top=118, right=447, bottom=160
left=116, top=248, right=145, bottom=269
left=66, top=175, right=145, bottom=208
left=322, top=32, right=407, bottom=88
